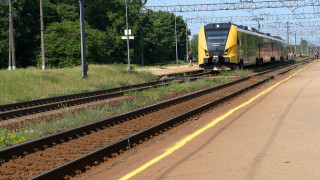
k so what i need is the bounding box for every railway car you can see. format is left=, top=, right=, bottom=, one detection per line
left=198, top=23, right=288, bottom=70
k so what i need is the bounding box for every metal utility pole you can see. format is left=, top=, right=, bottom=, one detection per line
left=300, top=38, right=303, bottom=54
left=8, top=31, right=11, bottom=70
left=141, top=32, right=144, bottom=66
left=174, top=5, right=178, bottom=66
left=295, top=33, right=297, bottom=53
left=186, top=23, right=188, bottom=62
left=79, top=0, right=88, bottom=78
left=9, top=0, right=16, bottom=70
left=40, top=0, right=46, bottom=70
left=286, top=22, right=289, bottom=45
left=125, top=0, right=131, bottom=70
left=139, top=8, right=146, bottom=67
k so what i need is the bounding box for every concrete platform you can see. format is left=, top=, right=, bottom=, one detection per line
left=79, top=60, right=320, bottom=180
left=137, top=64, right=200, bottom=76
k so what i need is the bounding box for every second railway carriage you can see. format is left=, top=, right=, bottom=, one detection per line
left=198, top=23, right=288, bottom=69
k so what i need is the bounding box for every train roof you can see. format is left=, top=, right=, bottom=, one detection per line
left=233, top=23, right=285, bottom=41
left=203, top=23, right=286, bottom=42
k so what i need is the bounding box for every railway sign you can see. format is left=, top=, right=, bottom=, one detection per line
left=122, top=29, right=134, bottom=39
left=124, top=29, right=132, bottom=36
left=122, top=36, right=134, bottom=40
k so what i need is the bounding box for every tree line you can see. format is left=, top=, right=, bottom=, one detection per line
left=0, top=0, right=190, bottom=69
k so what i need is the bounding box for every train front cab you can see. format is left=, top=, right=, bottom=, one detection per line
left=198, top=23, right=239, bottom=70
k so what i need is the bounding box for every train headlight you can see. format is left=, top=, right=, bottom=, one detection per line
left=205, top=50, right=209, bottom=56
left=224, top=49, right=228, bottom=55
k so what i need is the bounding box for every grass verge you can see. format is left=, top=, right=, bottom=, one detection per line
left=0, top=64, right=157, bottom=105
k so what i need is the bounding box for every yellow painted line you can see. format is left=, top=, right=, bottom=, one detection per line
left=120, top=61, right=315, bottom=180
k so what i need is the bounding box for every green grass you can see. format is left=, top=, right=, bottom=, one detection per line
left=0, top=64, right=157, bottom=105
left=0, top=77, right=229, bottom=149
left=219, top=69, right=254, bottom=77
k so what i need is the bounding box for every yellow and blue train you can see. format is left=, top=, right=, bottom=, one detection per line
left=198, top=23, right=288, bottom=69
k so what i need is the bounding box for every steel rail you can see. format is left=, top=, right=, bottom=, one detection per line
left=253, top=58, right=313, bottom=76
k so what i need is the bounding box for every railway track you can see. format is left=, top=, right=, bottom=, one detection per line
left=0, top=58, right=313, bottom=179
left=157, top=69, right=217, bottom=80
left=0, top=77, right=203, bottom=121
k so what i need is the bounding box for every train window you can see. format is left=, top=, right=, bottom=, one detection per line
left=205, top=29, right=229, bottom=45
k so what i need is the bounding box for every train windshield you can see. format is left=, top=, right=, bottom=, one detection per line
left=205, top=29, right=229, bottom=46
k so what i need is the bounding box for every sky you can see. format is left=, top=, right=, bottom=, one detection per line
left=144, top=0, right=320, bottom=46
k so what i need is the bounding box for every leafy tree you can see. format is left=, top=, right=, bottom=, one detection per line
left=191, top=34, right=198, bottom=59
left=0, top=3, right=9, bottom=68
left=142, top=12, right=187, bottom=64
left=13, top=0, right=40, bottom=67
left=56, top=3, right=78, bottom=22
left=0, top=0, right=188, bottom=69
left=39, top=21, right=109, bottom=67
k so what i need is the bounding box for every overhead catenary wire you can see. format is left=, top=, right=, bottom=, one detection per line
left=146, top=0, right=320, bottom=47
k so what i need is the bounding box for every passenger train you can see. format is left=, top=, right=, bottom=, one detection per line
left=198, top=23, right=288, bottom=70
